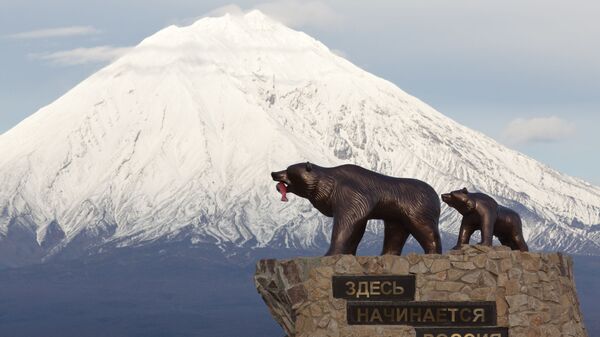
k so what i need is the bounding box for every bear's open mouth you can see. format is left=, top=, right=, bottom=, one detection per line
left=276, top=182, right=289, bottom=202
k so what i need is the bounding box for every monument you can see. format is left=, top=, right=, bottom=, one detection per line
left=257, top=163, right=588, bottom=337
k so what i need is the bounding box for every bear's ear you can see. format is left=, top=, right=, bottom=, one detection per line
left=461, top=187, right=468, bottom=193
left=305, top=161, right=312, bottom=172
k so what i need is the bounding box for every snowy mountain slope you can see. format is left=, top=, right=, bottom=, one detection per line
left=1, top=11, right=599, bottom=266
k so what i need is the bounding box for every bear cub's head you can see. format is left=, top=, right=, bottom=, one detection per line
left=441, top=187, right=475, bottom=213
left=271, top=162, right=322, bottom=201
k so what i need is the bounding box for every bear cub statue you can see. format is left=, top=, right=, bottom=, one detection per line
left=271, top=162, right=442, bottom=256
left=441, top=188, right=528, bottom=252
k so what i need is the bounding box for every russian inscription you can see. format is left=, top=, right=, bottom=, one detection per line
left=415, top=327, right=508, bottom=337
left=332, top=275, right=415, bottom=300
left=347, top=301, right=496, bottom=326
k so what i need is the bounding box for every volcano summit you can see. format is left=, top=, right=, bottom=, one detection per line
left=1, top=11, right=599, bottom=267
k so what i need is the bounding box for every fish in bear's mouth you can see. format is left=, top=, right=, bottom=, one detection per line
left=271, top=170, right=291, bottom=202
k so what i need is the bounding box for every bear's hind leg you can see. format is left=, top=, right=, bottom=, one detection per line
left=381, top=221, right=409, bottom=255
left=512, top=233, right=529, bottom=252
left=510, top=217, right=529, bottom=252
left=498, top=235, right=517, bottom=250
left=409, top=220, right=442, bottom=254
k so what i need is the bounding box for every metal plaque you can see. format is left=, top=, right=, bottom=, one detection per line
left=347, top=301, right=497, bottom=326
left=332, top=275, right=415, bottom=301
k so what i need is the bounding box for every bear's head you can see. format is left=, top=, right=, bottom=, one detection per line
left=441, top=187, right=475, bottom=214
left=271, top=162, right=326, bottom=201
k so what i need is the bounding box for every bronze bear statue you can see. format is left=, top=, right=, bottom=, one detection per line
left=271, top=162, right=442, bottom=256
left=441, top=188, right=528, bottom=251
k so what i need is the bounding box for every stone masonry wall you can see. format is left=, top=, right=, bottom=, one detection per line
left=255, top=246, right=587, bottom=337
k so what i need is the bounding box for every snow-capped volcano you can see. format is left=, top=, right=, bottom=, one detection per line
left=1, top=11, right=599, bottom=266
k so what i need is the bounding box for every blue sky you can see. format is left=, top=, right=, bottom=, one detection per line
left=1, top=0, right=599, bottom=185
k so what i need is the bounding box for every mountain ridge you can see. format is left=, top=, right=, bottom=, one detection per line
left=1, top=10, right=599, bottom=267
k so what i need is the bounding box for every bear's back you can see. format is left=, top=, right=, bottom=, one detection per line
left=331, top=165, right=432, bottom=189
left=329, top=165, right=439, bottom=220
left=497, top=205, right=520, bottom=218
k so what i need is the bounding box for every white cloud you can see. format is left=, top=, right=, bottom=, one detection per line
left=503, top=116, right=576, bottom=144
left=331, top=48, right=348, bottom=59
left=255, top=0, right=342, bottom=29
left=31, top=46, right=132, bottom=66
left=205, top=4, right=245, bottom=18
left=6, top=26, right=100, bottom=39
left=202, top=1, right=342, bottom=30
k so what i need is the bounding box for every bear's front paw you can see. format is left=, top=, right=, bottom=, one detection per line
left=478, top=240, right=493, bottom=246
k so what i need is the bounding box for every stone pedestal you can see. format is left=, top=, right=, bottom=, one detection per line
left=255, top=246, right=588, bottom=337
